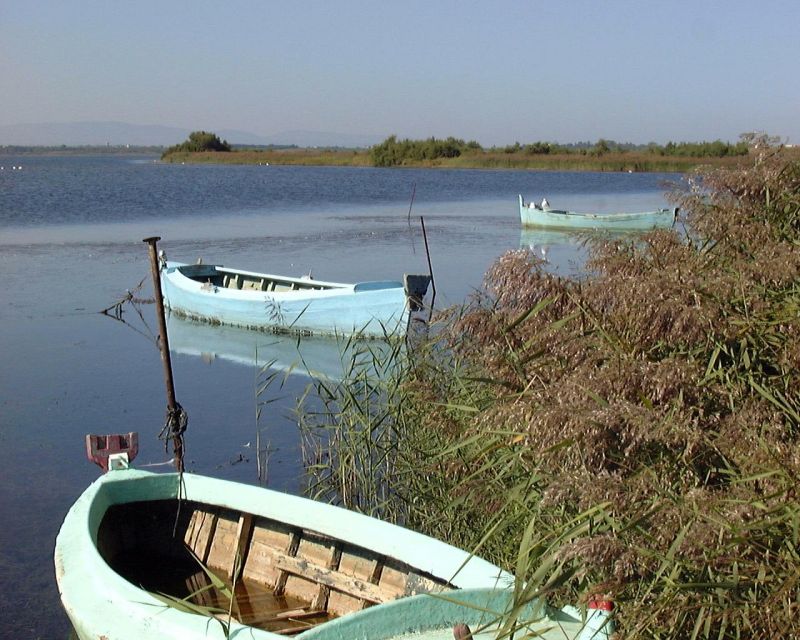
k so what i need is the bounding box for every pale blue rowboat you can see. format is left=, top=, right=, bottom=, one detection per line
left=55, top=466, right=613, bottom=640
left=160, top=258, right=431, bottom=338
left=519, top=195, right=678, bottom=230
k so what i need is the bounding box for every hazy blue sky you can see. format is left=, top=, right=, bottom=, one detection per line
left=1, top=0, right=798, bottom=145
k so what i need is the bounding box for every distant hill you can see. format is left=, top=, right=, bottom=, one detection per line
left=0, top=121, right=185, bottom=146
left=0, top=121, right=381, bottom=148
left=263, top=130, right=381, bottom=148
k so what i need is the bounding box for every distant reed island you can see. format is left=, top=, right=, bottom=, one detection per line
left=158, top=130, right=777, bottom=172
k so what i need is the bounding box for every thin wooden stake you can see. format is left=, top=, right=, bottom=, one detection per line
left=406, top=182, right=417, bottom=224
left=419, top=217, right=436, bottom=321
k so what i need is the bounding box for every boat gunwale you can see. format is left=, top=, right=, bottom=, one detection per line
left=170, top=263, right=406, bottom=295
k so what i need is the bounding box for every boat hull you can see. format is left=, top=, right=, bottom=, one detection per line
left=161, top=262, right=418, bottom=338
left=519, top=195, right=677, bottom=230
left=55, top=470, right=508, bottom=640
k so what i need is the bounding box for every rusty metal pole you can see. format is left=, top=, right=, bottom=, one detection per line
left=143, top=236, right=184, bottom=471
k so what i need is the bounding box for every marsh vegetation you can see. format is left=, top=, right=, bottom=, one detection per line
left=298, top=136, right=800, bottom=638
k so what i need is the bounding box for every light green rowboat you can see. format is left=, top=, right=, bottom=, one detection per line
left=55, top=467, right=613, bottom=639
left=520, top=194, right=678, bottom=230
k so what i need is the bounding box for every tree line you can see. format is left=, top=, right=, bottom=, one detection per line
left=369, top=135, right=750, bottom=166
left=160, top=130, right=755, bottom=167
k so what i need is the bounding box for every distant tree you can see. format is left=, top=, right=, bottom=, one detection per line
left=369, top=135, right=467, bottom=167
left=591, top=138, right=611, bottom=156
left=369, top=135, right=403, bottom=167
left=524, top=141, right=552, bottom=155
left=646, top=142, right=662, bottom=155
left=162, top=131, right=231, bottom=158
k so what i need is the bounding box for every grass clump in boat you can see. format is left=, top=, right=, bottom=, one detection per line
left=298, top=134, right=800, bottom=638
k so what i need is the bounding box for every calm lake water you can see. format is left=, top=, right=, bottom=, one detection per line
left=0, top=154, right=680, bottom=638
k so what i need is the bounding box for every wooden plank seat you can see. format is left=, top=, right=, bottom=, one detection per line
left=273, top=555, right=389, bottom=604
left=210, top=265, right=345, bottom=296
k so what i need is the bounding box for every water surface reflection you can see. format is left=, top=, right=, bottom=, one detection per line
left=166, top=314, right=396, bottom=383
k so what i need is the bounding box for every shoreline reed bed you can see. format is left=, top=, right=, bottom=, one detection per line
left=161, top=148, right=373, bottom=167
left=294, top=136, right=800, bottom=638
left=160, top=149, right=766, bottom=173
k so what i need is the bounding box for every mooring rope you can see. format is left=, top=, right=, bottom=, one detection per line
left=99, top=275, right=155, bottom=319
left=159, top=402, right=188, bottom=446
left=160, top=402, right=188, bottom=478
left=99, top=274, right=160, bottom=344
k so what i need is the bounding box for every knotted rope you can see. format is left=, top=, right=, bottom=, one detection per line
left=160, top=403, right=188, bottom=472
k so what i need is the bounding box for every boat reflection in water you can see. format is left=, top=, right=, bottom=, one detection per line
left=519, top=227, right=584, bottom=250
left=166, top=314, right=396, bottom=382
left=519, top=226, right=646, bottom=276
left=519, top=227, right=592, bottom=275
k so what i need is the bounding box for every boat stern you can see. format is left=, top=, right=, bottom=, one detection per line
left=403, top=274, right=431, bottom=312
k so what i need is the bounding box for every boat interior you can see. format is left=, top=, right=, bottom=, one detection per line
left=178, top=264, right=345, bottom=293
left=97, top=499, right=452, bottom=636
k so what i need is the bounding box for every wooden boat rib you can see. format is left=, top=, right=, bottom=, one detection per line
left=519, top=195, right=678, bottom=230
left=55, top=469, right=509, bottom=639
left=160, top=258, right=431, bottom=338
